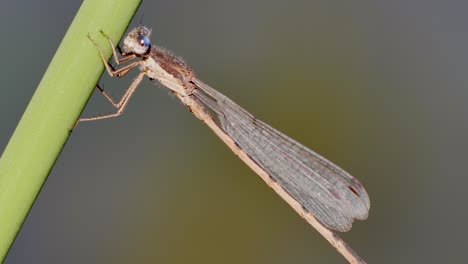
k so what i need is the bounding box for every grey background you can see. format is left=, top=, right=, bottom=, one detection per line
left=1, top=0, right=467, bottom=263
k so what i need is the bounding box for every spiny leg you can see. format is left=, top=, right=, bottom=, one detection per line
left=87, top=34, right=143, bottom=78
left=95, top=84, right=118, bottom=108
left=99, top=30, right=137, bottom=64
left=97, top=66, right=150, bottom=109
left=76, top=71, right=147, bottom=125
left=74, top=33, right=147, bottom=128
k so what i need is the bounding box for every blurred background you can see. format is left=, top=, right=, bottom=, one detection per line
left=1, top=0, right=467, bottom=263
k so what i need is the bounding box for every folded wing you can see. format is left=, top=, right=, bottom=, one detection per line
left=192, top=79, right=370, bottom=232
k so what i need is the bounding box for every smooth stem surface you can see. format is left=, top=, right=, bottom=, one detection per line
left=0, top=0, right=142, bottom=261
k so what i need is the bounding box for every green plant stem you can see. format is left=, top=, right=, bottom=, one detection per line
left=0, top=0, right=142, bottom=261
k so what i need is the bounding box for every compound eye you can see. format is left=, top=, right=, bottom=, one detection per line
left=135, top=35, right=150, bottom=54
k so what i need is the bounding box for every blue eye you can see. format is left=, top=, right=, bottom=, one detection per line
left=139, top=36, right=150, bottom=48
left=135, top=35, right=150, bottom=55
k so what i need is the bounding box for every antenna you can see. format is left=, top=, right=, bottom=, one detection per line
left=139, top=13, right=145, bottom=26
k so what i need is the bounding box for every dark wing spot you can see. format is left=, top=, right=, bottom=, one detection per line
left=348, top=186, right=360, bottom=197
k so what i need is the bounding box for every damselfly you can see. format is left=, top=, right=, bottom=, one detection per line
left=79, top=25, right=370, bottom=241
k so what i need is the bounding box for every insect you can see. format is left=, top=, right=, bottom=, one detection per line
left=79, top=26, right=370, bottom=233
